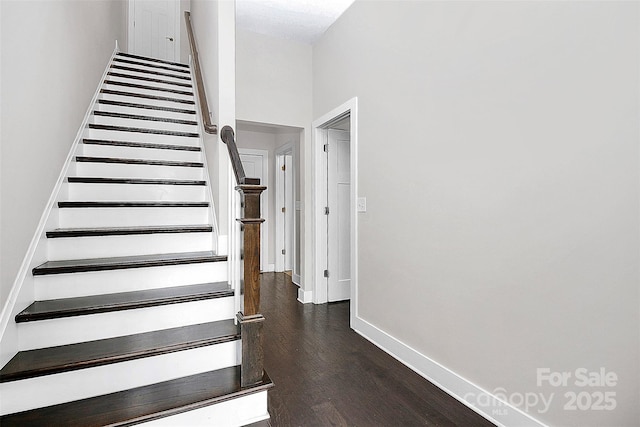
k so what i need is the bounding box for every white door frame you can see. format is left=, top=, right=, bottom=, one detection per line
left=127, top=0, right=181, bottom=61
left=275, top=143, right=294, bottom=273
left=239, top=148, right=270, bottom=272
left=312, top=98, right=358, bottom=319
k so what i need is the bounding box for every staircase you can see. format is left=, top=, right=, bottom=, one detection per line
left=0, top=52, right=272, bottom=426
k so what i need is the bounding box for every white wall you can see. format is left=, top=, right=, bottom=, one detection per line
left=190, top=0, right=234, bottom=248
left=313, top=2, right=639, bottom=426
left=236, top=29, right=312, bottom=293
left=0, top=0, right=127, bottom=308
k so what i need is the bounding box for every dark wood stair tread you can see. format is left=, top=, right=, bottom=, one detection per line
left=104, top=80, right=193, bottom=96
left=15, top=282, right=231, bottom=324
left=58, top=201, right=209, bottom=208
left=88, top=124, right=199, bottom=138
left=100, top=89, right=195, bottom=105
left=111, top=64, right=191, bottom=81
left=117, top=52, right=190, bottom=69
left=113, top=56, right=190, bottom=74
left=0, top=366, right=272, bottom=426
left=83, top=138, right=200, bottom=151
left=46, top=224, right=212, bottom=238
left=107, top=71, right=192, bottom=88
left=32, top=251, right=226, bottom=276
left=1, top=319, right=237, bottom=382
left=97, top=99, right=196, bottom=115
left=93, top=110, right=197, bottom=126
left=68, top=177, right=205, bottom=185
left=76, top=156, right=203, bottom=168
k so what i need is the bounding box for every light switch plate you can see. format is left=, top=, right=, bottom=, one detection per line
left=357, top=197, right=367, bottom=212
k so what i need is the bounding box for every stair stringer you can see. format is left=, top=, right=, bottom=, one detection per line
left=0, top=44, right=120, bottom=369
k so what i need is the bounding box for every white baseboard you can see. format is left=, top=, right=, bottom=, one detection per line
left=261, top=264, right=275, bottom=273
left=292, top=274, right=301, bottom=286
left=297, top=288, right=313, bottom=304
left=351, top=315, right=547, bottom=427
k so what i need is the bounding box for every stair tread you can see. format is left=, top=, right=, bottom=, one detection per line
left=93, top=110, right=197, bottom=126
left=97, top=99, right=196, bottom=115
left=113, top=56, right=190, bottom=74
left=76, top=156, right=203, bottom=168
left=58, top=201, right=209, bottom=208
left=46, top=224, right=212, bottom=238
left=83, top=138, right=200, bottom=151
left=100, top=89, right=195, bottom=105
left=15, top=282, right=230, bottom=324
left=68, top=176, right=206, bottom=185
left=107, top=71, right=193, bottom=88
left=32, top=251, right=226, bottom=276
left=88, top=123, right=199, bottom=138
left=117, top=52, right=190, bottom=69
left=104, top=80, right=193, bottom=96
left=0, top=366, right=272, bottom=426
left=111, top=64, right=191, bottom=81
left=1, top=318, right=237, bottom=382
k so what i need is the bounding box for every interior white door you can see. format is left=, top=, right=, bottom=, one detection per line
left=240, top=152, right=266, bottom=271
left=327, top=129, right=350, bottom=302
left=132, top=0, right=177, bottom=62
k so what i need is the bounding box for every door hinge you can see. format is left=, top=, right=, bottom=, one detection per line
left=281, top=164, right=286, bottom=171
left=281, top=207, right=286, bottom=213
left=324, top=144, right=328, bottom=153
left=324, top=269, right=329, bottom=278
left=282, top=249, right=286, bottom=255
left=324, top=206, right=330, bottom=215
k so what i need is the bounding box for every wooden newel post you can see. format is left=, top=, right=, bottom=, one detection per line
left=237, top=184, right=266, bottom=388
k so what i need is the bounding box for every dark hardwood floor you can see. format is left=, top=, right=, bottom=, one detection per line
left=261, top=272, right=496, bottom=427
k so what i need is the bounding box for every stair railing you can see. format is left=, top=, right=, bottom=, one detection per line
left=185, top=11, right=266, bottom=387
left=184, top=11, right=217, bottom=135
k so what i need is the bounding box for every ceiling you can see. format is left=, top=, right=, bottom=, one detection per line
left=235, top=0, right=355, bottom=45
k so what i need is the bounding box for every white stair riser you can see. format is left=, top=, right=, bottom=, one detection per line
left=107, top=74, right=193, bottom=92
left=108, top=67, right=191, bottom=87
left=96, top=102, right=197, bottom=122
left=58, top=207, right=210, bottom=228
left=34, top=261, right=228, bottom=300
left=87, top=128, right=199, bottom=146
left=143, top=390, right=269, bottom=427
left=81, top=143, right=203, bottom=162
left=103, top=83, right=194, bottom=102
left=91, top=115, right=198, bottom=134
left=47, top=232, right=214, bottom=261
left=67, top=182, right=206, bottom=201
left=1, top=341, right=237, bottom=415
left=18, top=297, right=234, bottom=349
left=114, top=60, right=189, bottom=76
left=99, top=92, right=195, bottom=110
left=75, top=162, right=204, bottom=180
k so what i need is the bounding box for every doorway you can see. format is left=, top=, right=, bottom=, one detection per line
left=275, top=144, right=294, bottom=274
left=128, top=0, right=181, bottom=62
left=312, top=98, right=358, bottom=312
left=239, top=149, right=269, bottom=272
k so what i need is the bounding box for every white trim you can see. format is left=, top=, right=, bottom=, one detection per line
left=127, top=0, right=135, bottom=54
left=275, top=143, right=294, bottom=273
left=238, top=148, right=269, bottom=272
left=352, top=316, right=548, bottom=427
left=292, top=273, right=302, bottom=286
left=262, top=263, right=275, bottom=273
left=311, top=98, right=358, bottom=317
left=188, top=54, right=219, bottom=254
left=297, top=288, right=313, bottom=304
left=0, top=46, right=120, bottom=368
